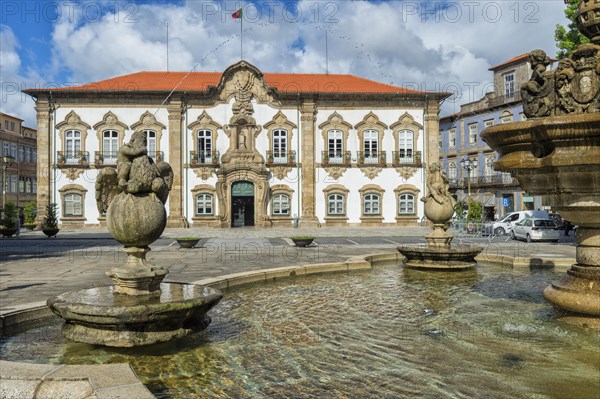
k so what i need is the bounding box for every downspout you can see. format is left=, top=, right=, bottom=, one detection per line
left=296, top=92, right=301, bottom=225
left=181, top=96, right=189, bottom=228
left=184, top=93, right=189, bottom=226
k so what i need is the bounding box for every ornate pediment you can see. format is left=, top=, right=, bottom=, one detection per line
left=212, top=61, right=278, bottom=106
left=192, top=166, right=217, bottom=180
left=396, top=166, right=419, bottom=180
left=269, top=165, right=293, bottom=180
left=323, top=165, right=347, bottom=180
left=131, top=111, right=166, bottom=132
left=359, top=166, right=383, bottom=180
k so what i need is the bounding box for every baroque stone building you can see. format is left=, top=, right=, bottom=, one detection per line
left=24, top=61, right=447, bottom=228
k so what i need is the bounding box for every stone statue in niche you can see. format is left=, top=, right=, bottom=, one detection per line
left=238, top=127, right=248, bottom=150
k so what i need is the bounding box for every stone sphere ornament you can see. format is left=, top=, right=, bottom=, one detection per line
left=107, top=192, right=167, bottom=247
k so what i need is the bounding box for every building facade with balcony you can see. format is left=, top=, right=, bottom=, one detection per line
left=439, top=54, right=555, bottom=220
left=24, top=61, right=447, bottom=228
left=0, top=112, right=38, bottom=219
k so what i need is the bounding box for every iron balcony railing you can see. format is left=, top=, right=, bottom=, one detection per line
left=95, top=151, right=118, bottom=165
left=392, top=150, right=422, bottom=166
left=57, top=151, right=90, bottom=166
left=266, top=150, right=296, bottom=164
left=357, top=151, right=386, bottom=165
left=322, top=151, right=351, bottom=165
left=190, top=150, right=219, bottom=165
left=449, top=174, right=518, bottom=189
left=149, top=151, right=164, bottom=162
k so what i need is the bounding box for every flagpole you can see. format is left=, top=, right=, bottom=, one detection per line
left=240, top=16, right=243, bottom=60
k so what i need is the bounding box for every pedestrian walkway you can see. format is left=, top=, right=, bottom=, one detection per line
left=0, top=226, right=577, bottom=309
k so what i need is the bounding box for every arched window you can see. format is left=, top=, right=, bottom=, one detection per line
left=327, top=193, right=345, bottom=215
left=448, top=163, right=457, bottom=180
left=197, top=130, right=213, bottom=163
left=65, top=130, right=81, bottom=164
left=398, top=193, right=415, bottom=215
left=272, top=129, right=288, bottom=163
left=328, top=130, right=343, bottom=162
left=363, top=193, right=380, bottom=215
left=398, top=130, right=414, bottom=162
left=363, top=129, right=378, bottom=162
left=64, top=193, right=83, bottom=216
left=272, top=193, right=290, bottom=216
left=196, top=193, right=213, bottom=215
left=102, top=130, right=119, bottom=163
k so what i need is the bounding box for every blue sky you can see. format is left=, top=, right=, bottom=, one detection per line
left=1, top=0, right=567, bottom=126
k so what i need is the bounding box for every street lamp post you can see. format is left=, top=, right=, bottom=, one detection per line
left=2, top=155, right=15, bottom=215
left=460, top=157, right=476, bottom=213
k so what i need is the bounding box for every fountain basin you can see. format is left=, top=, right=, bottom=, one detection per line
left=47, top=283, right=223, bottom=347
left=398, top=244, right=483, bottom=269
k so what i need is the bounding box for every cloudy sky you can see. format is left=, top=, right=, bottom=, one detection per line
left=1, top=0, right=567, bottom=126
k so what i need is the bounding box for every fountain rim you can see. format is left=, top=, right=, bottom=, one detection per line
left=0, top=251, right=577, bottom=397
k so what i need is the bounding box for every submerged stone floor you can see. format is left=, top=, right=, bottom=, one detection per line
left=0, top=226, right=578, bottom=398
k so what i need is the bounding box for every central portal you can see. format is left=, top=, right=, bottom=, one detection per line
left=231, top=181, right=255, bottom=227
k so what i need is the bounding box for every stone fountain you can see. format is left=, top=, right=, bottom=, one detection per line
left=398, top=163, right=483, bottom=269
left=47, top=132, right=223, bottom=346
left=481, top=0, right=600, bottom=326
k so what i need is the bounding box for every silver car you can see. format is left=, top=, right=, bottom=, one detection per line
left=511, top=218, right=560, bottom=243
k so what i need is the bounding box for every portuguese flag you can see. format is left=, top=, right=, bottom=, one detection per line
left=232, top=8, right=242, bottom=19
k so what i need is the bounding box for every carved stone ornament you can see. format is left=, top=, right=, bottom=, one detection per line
left=396, top=166, right=418, bottom=180
left=269, top=165, right=293, bottom=180
left=61, top=168, right=86, bottom=181
left=359, top=166, right=383, bottom=180
left=323, top=166, right=347, bottom=180
left=522, top=45, right=600, bottom=118
left=192, top=166, right=216, bottom=180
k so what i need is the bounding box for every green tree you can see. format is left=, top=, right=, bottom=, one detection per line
left=23, top=201, right=37, bottom=225
left=43, top=203, right=59, bottom=230
left=1, top=201, right=18, bottom=229
left=453, top=201, right=467, bottom=221
left=555, top=0, right=589, bottom=59
left=467, top=198, right=483, bottom=222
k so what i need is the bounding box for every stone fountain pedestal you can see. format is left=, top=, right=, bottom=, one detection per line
left=47, top=133, right=222, bottom=346
left=398, top=163, right=483, bottom=269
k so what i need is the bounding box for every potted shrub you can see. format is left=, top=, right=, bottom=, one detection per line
left=42, top=203, right=60, bottom=237
left=0, top=201, right=19, bottom=237
left=23, top=200, right=37, bottom=230
left=291, top=235, right=315, bottom=247
left=176, top=237, right=200, bottom=248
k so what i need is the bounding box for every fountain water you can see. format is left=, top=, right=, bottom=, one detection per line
left=398, top=163, right=483, bottom=269
left=481, top=0, right=600, bottom=326
left=47, top=132, right=222, bottom=347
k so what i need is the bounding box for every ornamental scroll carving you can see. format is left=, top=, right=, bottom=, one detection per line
left=521, top=47, right=600, bottom=118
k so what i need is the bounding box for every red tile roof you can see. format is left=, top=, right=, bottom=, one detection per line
left=489, top=53, right=557, bottom=71
left=25, top=71, right=437, bottom=95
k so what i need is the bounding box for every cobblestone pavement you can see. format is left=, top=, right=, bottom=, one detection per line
left=0, top=227, right=577, bottom=309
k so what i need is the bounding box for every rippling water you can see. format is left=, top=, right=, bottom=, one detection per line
left=2, top=264, right=599, bottom=398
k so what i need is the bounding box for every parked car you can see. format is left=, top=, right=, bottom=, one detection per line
left=548, top=212, right=566, bottom=229
left=511, top=218, right=560, bottom=242
left=492, top=210, right=549, bottom=235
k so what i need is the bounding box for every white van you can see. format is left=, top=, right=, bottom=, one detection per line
left=492, top=210, right=549, bottom=235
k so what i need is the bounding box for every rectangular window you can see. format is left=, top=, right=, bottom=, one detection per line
left=18, top=178, right=25, bottom=193
left=399, top=194, right=415, bottom=215
left=10, top=143, right=17, bottom=158
left=33, top=150, right=37, bottom=163
left=145, top=130, right=157, bottom=160
left=327, top=194, right=344, bottom=215
left=64, top=194, right=83, bottom=216
left=102, top=130, right=119, bottom=163
left=363, top=130, right=378, bottom=163
left=25, top=147, right=31, bottom=162
left=10, top=175, right=17, bottom=193
left=4, top=121, right=8, bottom=129
left=327, top=130, right=343, bottom=163
left=468, top=124, right=478, bottom=144
left=504, top=73, right=515, bottom=97
left=33, top=178, right=37, bottom=193
left=10, top=122, right=15, bottom=131
left=196, top=194, right=213, bottom=215
left=2, top=143, right=8, bottom=156
left=273, top=130, right=288, bottom=163
left=449, top=129, right=456, bottom=147
left=65, top=130, right=82, bottom=163
left=363, top=194, right=380, bottom=215
left=484, top=120, right=494, bottom=128
left=398, top=130, right=414, bottom=161
left=18, top=145, right=24, bottom=162
left=272, top=194, right=290, bottom=215
left=197, top=130, right=213, bottom=163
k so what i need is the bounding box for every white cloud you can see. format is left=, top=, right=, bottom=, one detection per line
left=5, top=0, right=567, bottom=124
left=0, top=25, right=39, bottom=127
